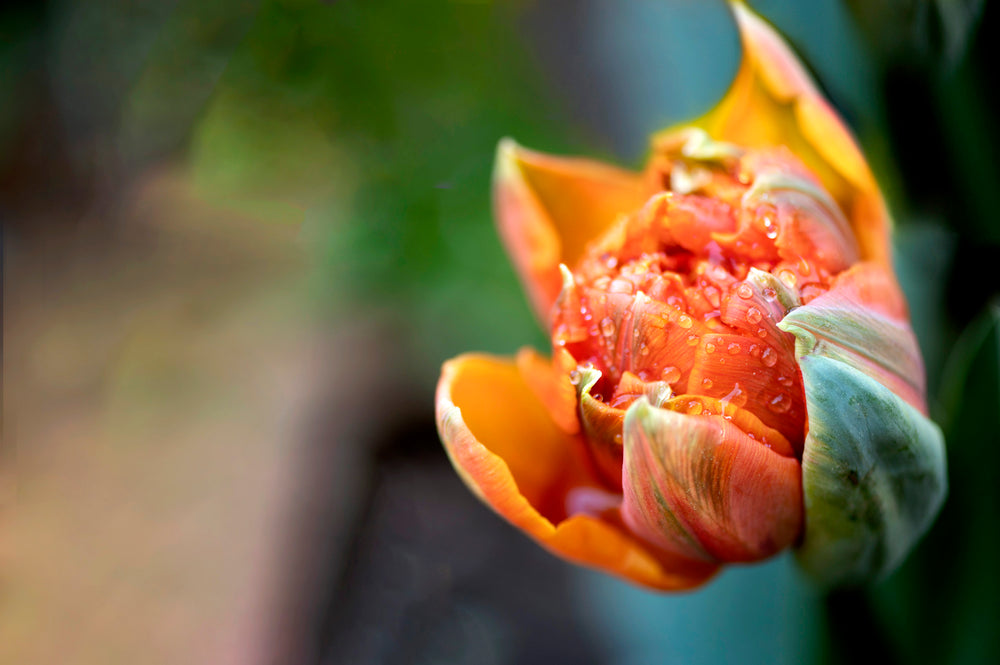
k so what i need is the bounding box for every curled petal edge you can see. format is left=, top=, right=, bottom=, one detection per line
left=492, top=139, right=649, bottom=323
left=436, top=352, right=718, bottom=590
left=655, top=1, right=892, bottom=267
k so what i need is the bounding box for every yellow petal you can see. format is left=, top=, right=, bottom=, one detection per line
left=655, top=2, right=891, bottom=266
left=436, top=351, right=718, bottom=590
left=493, top=139, right=649, bottom=322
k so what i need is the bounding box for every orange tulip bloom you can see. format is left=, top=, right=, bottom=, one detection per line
left=436, top=3, right=945, bottom=590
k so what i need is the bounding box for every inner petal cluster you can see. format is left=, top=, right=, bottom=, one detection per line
left=551, top=137, right=859, bottom=489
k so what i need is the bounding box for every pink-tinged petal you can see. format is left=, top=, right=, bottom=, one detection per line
left=656, top=2, right=892, bottom=267
left=436, top=352, right=718, bottom=590
left=778, top=262, right=928, bottom=414
left=493, top=139, right=649, bottom=322
left=621, top=398, right=803, bottom=563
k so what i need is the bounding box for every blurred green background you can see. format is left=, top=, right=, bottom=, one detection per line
left=3, top=0, right=998, bottom=663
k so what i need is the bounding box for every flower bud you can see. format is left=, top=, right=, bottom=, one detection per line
left=435, top=2, right=946, bottom=590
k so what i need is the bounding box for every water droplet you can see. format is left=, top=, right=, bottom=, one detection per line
left=667, top=295, right=685, bottom=310
left=661, top=366, right=681, bottom=384
left=761, top=347, right=777, bottom=367
left=768, top=393, right=790, bottom=413
left=593, top=394, right=604, bottom=402
left=602, top=252, right=619, bottom=269
left=686, top=334, right=699, bottom=346
left=569, top=370, right=581, bottom=385
left=727, top=342, right=741, bottom=355
left=762, top=287, right=777, bottom=301
left=705, top=342, right=716, bottom=354
left=701, top=378, right=713, bottom=390
left=778, top=270, right=797, bottom=288
left=749, top=344, right=760, bottom=358
left=746, top=306, right=763, bottom=324
left=678, top=315, right=693, bottom=329
left=704, top=285, right=721, bottom=308
left=639, top=344, right=650, bottom=356
left=610, top=278, right=634, bottom=294
left=600, top=317, right=616, bottom=337
left=756, top=327, right=768, bottom=338
left=747, top=432, right=757, bottom=440
left=686, top=400, right=703, bottom=415
left=736, top=283, right=754, bottom=299
left=613, top=433, right=623, bottom=445
left=766, top=226, right=779, bottom=240
left=777, top=375, right=793, bottom=387
left=633, top=327, right=641, bottom=339
left=720, top=382, right=744, bottom=411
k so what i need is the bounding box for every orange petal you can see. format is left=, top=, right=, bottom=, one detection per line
left=493, top=139, right=649, bottom=322
left=437, top=352, right=717, bottom=590
left=655, top=2, right=891, bottom=266
left=621, top=398, right=803, bottom=563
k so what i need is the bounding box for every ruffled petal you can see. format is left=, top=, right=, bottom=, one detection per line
left=778, top=262, right=927, bottom=414
left=621, top=398, right=803, bottom=563
left=436, top=352, right=717, bottom=590
left=655, top=2, right=891, bottom=266
left=493, top=139, right=649, bottom=322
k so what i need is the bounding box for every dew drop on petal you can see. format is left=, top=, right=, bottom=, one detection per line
left=704, top=285, right=721, bottom=308
left=686, top=334, right=699, bottom=347
left=600, top=317, right=616, bottom=337
left=613, top=433, right=623, bottom=445
left=687, top=400, right=703, bottom=415
left=761, top=346, right=778, bottom=367
left=778, top=270, right=797, bottom=288
left=661, top=366, right=681, bottom=384
left=746, top=306, right=763, bottom=324
left=727, top=342, right=741, bottom=355
left=705, top=342, right=716, bottom=354
left=639, top=344, right=650, bottom=356
left=678, top=315, right=693, bottom=329
left=610, top=278, right=634, bottom=294
left=778, top=375, right=793, bottom=387
left=736, top=283, right=754, bottom=299
left=701, top=378, right=713, bottom=390
left=768, top=393, right=791, bottom=413
left=569, top=370, right=581, bottom=385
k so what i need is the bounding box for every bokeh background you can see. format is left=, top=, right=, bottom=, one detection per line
left=3, top=0, right=999, bottom=663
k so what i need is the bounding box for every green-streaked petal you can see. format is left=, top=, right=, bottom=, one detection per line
left=779, top=262, right=927, bottom=413
left=786, top=345, right=947, bottom=586
left=621, top=398, right=803, bottom=563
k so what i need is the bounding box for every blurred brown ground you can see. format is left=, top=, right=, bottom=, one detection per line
left=3, top=167, right=355, bottom=664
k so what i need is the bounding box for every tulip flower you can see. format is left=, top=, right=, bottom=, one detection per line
left=435, top=2, right=946, bottom=590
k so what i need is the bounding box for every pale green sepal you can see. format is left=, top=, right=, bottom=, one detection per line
left=792, top=353, right=947, bottom=586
